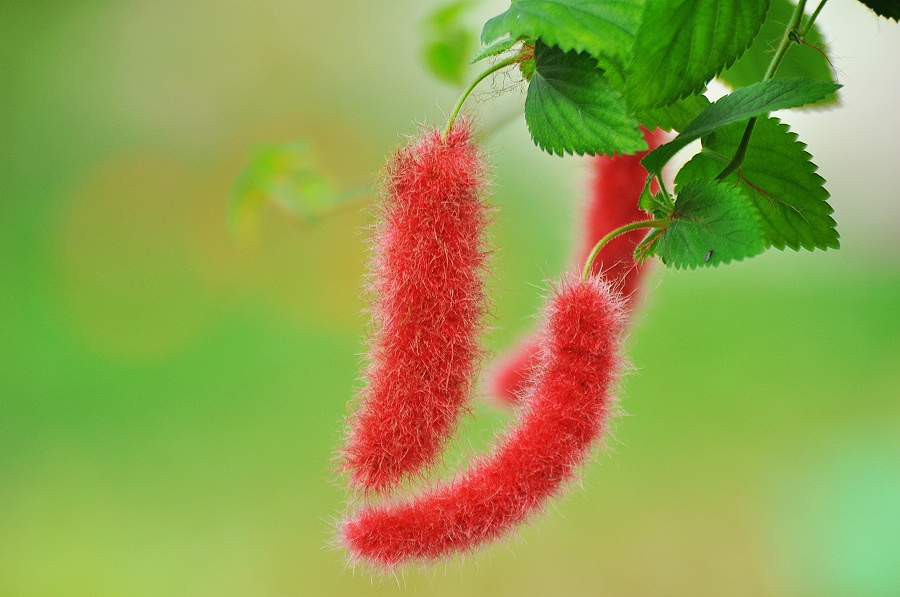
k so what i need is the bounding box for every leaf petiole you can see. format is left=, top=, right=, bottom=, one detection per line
left=717, top=0, right=830, bottom=179
left=656, top=175, right=674, bottom=208
left=582, top=218, right=670, bottom=281
left=716, top=117, right=757, bottom=180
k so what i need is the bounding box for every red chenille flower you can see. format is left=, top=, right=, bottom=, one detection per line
left=341, top=276, right=625, bottom=566
left=340, top=121, right=490, bottom=495
left=486, top=128, right=666, bottom=405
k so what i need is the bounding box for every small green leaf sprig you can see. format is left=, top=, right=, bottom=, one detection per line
left=227, top=141, right=367, bottom=241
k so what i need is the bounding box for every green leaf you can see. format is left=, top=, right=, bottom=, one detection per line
left=228, top=140, right=339, bottom=239
left=625, top=0, right=770, bottom=109
left=524, top=41, right=645, bottom=156
left=421, top=1, right=477, bottom=86
left=638, top=187, right=671, bottom=218
left=519, top=53, right=536, bottom=80
left=675, top=116, right=838, bottom=251
left=636, top=92, right=710, bottom=132
left=642, top=77, right=841, bottom=174
left=480, top=0, right=643, bottom=67
left=471, top=35, right=518, bottom=63
left=856, top=0, right=900, bottom=21
left=720, top=0, right=837, bottom=103
left=644, top=180, right=766, bottom=268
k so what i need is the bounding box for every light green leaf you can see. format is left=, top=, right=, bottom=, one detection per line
left=228, top=140, right=339, bottom=239
left=675, top=116, right=838, bottom=251
left=642, top=77, right=841, bottom=174
left=625, top=0, right=770, bottom=109
left=644, top=179, right=766, bottom=268
left=720, top=0, right=837, bottom=102
left=524, top=41, right=645, bottom=156
left=481, top=0, right=643, bottom=68
left=471, top=35, right=518, bottom=63
left=421, top=1, right=477, bottom=86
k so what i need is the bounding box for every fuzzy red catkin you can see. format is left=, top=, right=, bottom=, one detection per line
left=340, top=122, right=490, bottom=495
left=486, top=128, right=666, bottom=405
left=341, top=276, right=625, bottom=566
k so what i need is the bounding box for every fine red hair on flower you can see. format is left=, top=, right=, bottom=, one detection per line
left=340, top=276, right=625, bottom=566
left=340, top=121, right=490, bottom=495
left=486, top=128, right=666, bottom=405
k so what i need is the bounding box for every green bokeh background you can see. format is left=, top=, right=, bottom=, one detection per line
left=2, top=1, right=898, bottom=595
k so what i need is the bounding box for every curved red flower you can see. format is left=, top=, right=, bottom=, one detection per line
left=340, top=122, right=491, bottom=495
left=486, top=128, right=666, bottom=405
left=341, top=276, right=625, bottom=566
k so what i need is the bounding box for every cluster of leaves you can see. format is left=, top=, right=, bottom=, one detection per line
left=229, top=0, right=896, bottom=269
left=470, top=0, right=872, bottom=269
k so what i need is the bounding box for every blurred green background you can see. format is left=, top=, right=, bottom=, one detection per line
left=2, top=1, right=899, bottom=595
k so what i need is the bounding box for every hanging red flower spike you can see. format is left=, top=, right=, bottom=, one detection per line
left=339, top=121, right=491, bottom=495
left=486, top=128, right=666, bottom=405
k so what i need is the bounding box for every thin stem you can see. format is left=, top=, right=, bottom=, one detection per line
left=717, top=0, right=813, bottom=179
left=763, top=0, right=807, bottom=80
left=716, top=117, right=757, bottom=180
left=581, top=219, right=670, bottom=281
left=290, top=187, right=371, bottom=226
left=656, top=175, right=673, bottom=209
left=800, top=0, right=829, bottom=38
left=443, top=55, right=520, bottom=142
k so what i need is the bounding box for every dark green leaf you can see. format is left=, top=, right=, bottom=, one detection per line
left=625, top=0, right=770, bottom=109
left=421, top=1, right=477, bottom=86
left=524, top=41, right=645, bottom=156
left=720, top=0, right=837, bottom=103
left=644, top=179, right=766, bottom=268
left=856, top=0, right=900, bottom=21
left=228, top=141, right=339, bottom=239
left=642, top=77, right=841, bottom=174
left=675, top=116, right=838, bottom=251
left=636, top=92, right=710, bottom=132
left=481, top=0, right=643, bottom=68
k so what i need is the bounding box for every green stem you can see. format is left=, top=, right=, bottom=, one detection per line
left=763, top=0, right=807, bottom=80
left=443, top=55, right=520, bottom=142
left=801, top=0, right=829, bottom=38
left=582, top=219, right=670, bottom=281
left=717, top=0, right=819, bottom=179
left=656, top=175, right=674, bottom=209
left=716, top=117, right=757, bottom=180
left=295, top=186, right=371, bottom=224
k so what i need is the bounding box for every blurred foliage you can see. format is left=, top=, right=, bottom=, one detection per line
left=421, top=0, right=477, bottom=86
left=228, top=140, right=345, bottom=241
